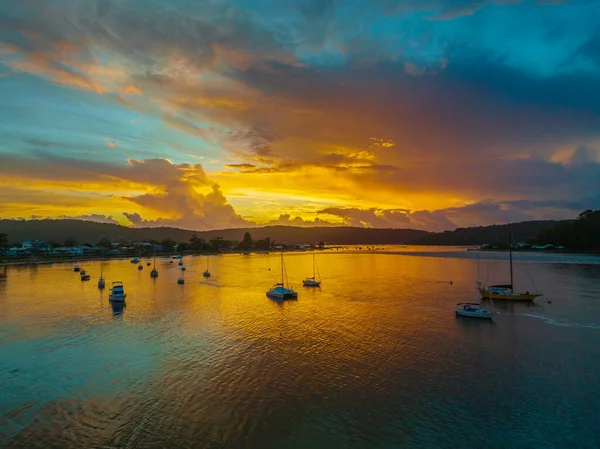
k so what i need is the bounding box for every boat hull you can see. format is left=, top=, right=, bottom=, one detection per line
left=203, top=272, right=211, bottom=278
left=109, top=294, right=126, bottom=302
left=302, top=280, right=321, bottom=287
left=480, top=290, right=541, bottom=301
left=456, top=309, right=492, bottom=319
left=266, top=288, right=298, bottom=300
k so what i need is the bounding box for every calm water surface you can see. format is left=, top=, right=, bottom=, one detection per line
left=1, top=247, right=599, bottom=448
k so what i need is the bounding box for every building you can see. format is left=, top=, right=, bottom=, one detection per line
left=21, top=240, right=51, bottom=251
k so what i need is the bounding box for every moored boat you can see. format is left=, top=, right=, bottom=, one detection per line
left=479, top=232, right=542, bottom=301
left=73, top=265, right=81, bottom=272
left=302, top=253, right=322, bottom=287
left=80, top=273, right=91, bottom=281
left=267, top=250, right=297, bottom=300
left=109, top=281, right=126, bottom=302
left=456, top=302, right=493, bottom=319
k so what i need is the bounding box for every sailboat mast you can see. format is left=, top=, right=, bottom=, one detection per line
left=281, top=249, right=284, bottom=287
left=508, top=231, right=513, bottom=290
left=312, top=253, right=316, bottom=278
left=153, top=241, right=156, bottom=269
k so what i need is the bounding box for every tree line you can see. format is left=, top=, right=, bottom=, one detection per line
left=535, top=209, right=600, bottom=251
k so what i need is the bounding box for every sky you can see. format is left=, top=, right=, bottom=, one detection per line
left=1, top=0, right=600, bottom=232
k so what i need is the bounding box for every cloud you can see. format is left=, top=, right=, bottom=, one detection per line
left=59, top=214, right=119, bottom=225
left=0, top=154, right=251, bottom=231
left=1, top=0, right=600, bottom=230
left=266, top=214, right=340, bottom=227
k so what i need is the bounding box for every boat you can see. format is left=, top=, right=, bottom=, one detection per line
left=302, top=253, right=321, bottom=287
left=109, top=281, right=126, bottom=302
left=267, top=250, right=298, bottom=300
left=98, top=266, right=105, bottom=289
left=456, top=302, right=492, bottom=319
left=138, top=264, right=143, bottom=270
left=150, top=242, right=159, bottom=278
left=178, top=259, right=183, bottom=266
left=80, top=273, right=91, bottom=281
left=146, top=262, right=151, bottom=266
left=80, top=269, right=86, bottom=275
left=173, top=255, right=183, bottom=259
left=203, top=257, right=211, bottom=278
left=73, top=265, right=81, bottom=272
left=131, top=258, right=139, bottom=263
left=177, top=267, right=185, bottom=284
left=479, top=232, right=542, bottom=301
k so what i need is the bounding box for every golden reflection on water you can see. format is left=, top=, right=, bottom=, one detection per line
left=1, top=248, right=600, bottom=447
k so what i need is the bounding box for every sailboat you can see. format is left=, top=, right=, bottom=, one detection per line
left=479, top=232, right=542, bottom=301
left=177, top=266, right=185, bottom=284
left=203, top=256, right=211, bottom=278
left=302, top=253, right=321, bottom=287
left=98, top=265, right=105, bottom=289
left=456, top=282, right=493, bottom=319
left=267, top=249, right=298, bottom=300
left=150, top=242, right=159, bottom=278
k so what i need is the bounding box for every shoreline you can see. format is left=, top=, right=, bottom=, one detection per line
left=1, top=245, right=598, bottom=267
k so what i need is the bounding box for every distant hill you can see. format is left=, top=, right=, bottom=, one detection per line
left=0, top=218, right=568, bottom=247
left=412, top=220, right=562, bottom=246
left=0, top=220, right=428, bottom=245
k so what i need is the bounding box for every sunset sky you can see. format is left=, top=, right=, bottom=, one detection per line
left=1, top=0, right=599, bottom=231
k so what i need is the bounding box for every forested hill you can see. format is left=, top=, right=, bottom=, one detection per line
left=412, top=220, right=562, bottom=246
left=0, top=220, right=429, bottom=245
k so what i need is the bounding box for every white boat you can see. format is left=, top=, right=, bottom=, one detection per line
left=456, top=281, right=492, bottom=319
left=150, top=242, right=159, bottom=278
left=109, top=281, right=126, bottom=302
left=302, top=253, right=321, bottom=287
left=455, top=302, right=492, bottom=319
left=267, top=250, right=297, bottom=300
left=203, top=257, right=211, bottom=278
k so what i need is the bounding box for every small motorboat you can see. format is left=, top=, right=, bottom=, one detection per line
left=131, top=258, right=139, bottom=264
left=73, top=265, right=81, bottom=272
left=98, top=276, right=105, bottom=289
left=173, top=255, right=183, bottom=259
left=181, top=266, right=186, bottom=271
left=138, top=265, right=143, bottom=270
left=80, top=273, right=91, bottom=281
left=80, top=269, right=86, bottom=275
left=109, top=281, right=126, bottom=302
left=150, top=269, right=158, bottom=278
left=178, top=260, right=184, bottom=266
left=146, top=262, right=151, bottom=266
left=267, top=283, right=298, bottom=300
left=177, top=277, right=185, bottom=284
left=456, top=282, right=493, bottom=319
left=455, top=303, right=492, bottom=319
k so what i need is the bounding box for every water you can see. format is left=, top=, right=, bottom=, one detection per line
left=1, top=248, right=599, bottom=448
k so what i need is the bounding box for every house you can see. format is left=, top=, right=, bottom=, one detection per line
left=21, top=240, right=50, bottom=251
